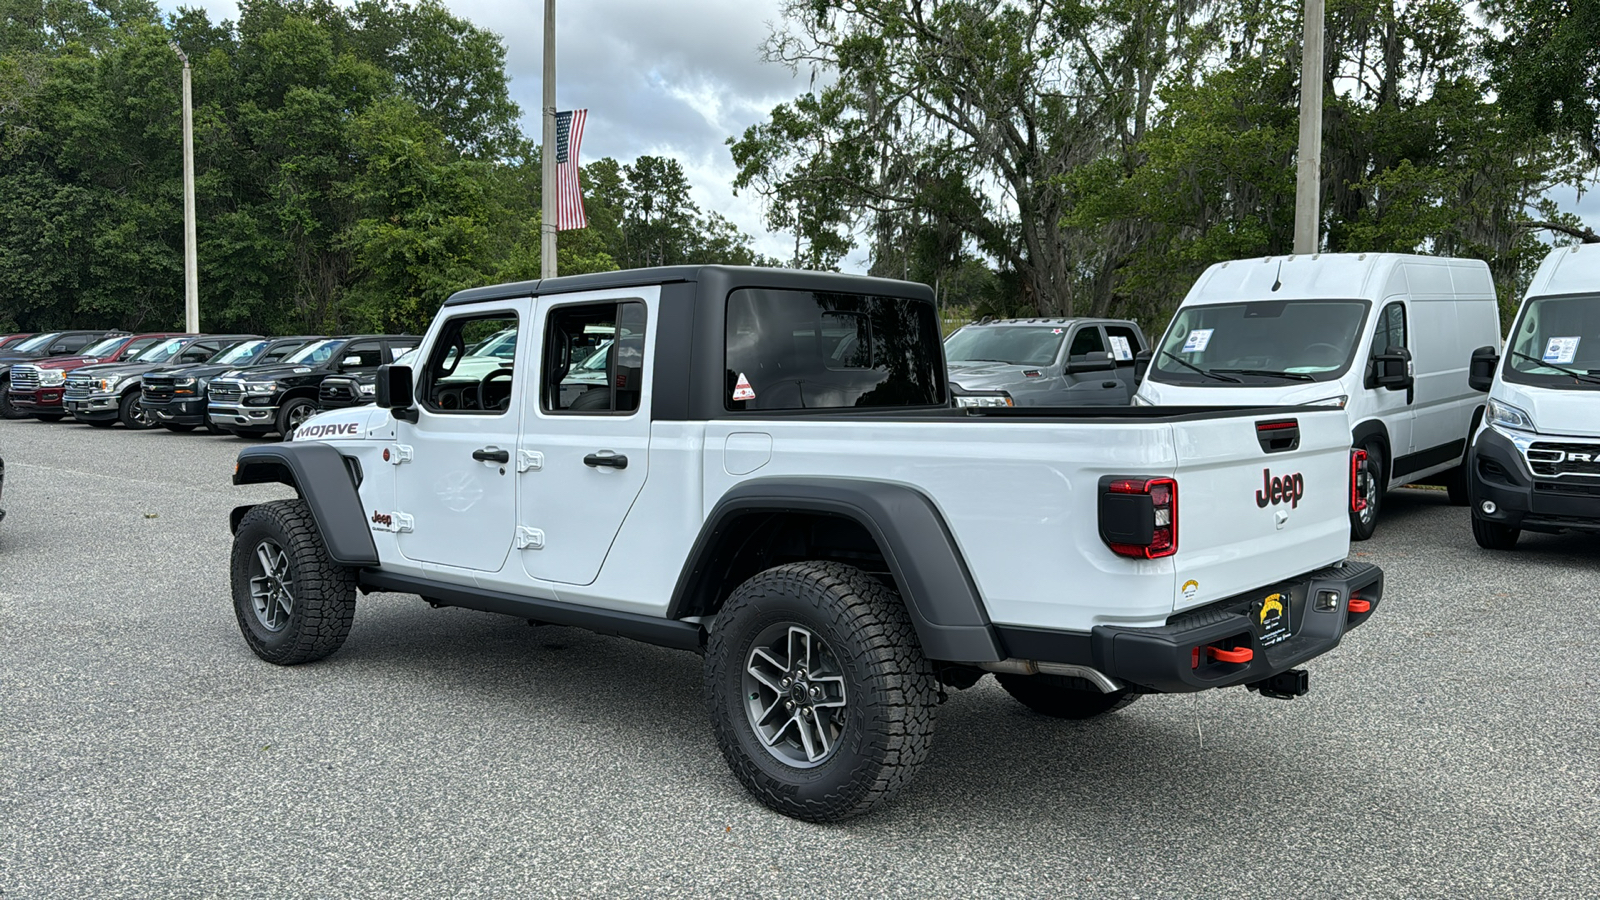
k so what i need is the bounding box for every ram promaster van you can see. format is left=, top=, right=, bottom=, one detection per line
left=1465, top=243, right=1600, bottom=549
left=1134, top=253, right=1501, bottom=540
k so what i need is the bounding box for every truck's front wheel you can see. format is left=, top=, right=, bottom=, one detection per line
left=704, top=561, right=938, bottom=822
left=230, top=500, right=356, bottom=665
left=995, top=672, right=1139, bottom=719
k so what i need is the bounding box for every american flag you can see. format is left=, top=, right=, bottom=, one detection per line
left=554, top=109, right=587, bottom=231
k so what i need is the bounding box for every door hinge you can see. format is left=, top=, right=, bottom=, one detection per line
left=515, top=526, right=545, bottom=550
left=371, top=511, right=415, bottom=533
left=516, top=450, right=544, bottom=473
left=386, top=444, right=413, bottom=465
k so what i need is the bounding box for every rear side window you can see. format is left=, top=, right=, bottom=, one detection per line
left=725, top=289, right=945, bottom=411
left=1104, top=325, right=1142, bottom=362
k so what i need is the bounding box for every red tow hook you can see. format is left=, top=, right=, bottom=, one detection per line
left=1206, top=645, right=1253, bottom=664
left=1348, top=598, right=1372, bottom=613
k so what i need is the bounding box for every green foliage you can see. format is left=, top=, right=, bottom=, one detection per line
left=743, top=0, right=1597, bottom=336
left=0, top=0, right=767, bottom=335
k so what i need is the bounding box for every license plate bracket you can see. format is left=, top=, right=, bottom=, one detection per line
left=1253, top=588, right=1293, bottom=647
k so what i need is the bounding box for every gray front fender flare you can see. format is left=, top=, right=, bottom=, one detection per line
left=232, top=442, right=378, bottom=566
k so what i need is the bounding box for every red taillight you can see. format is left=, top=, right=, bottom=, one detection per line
left=1102, top=477, right=1178, bottom=559
left=1350, top=448, right=1369, bottom=512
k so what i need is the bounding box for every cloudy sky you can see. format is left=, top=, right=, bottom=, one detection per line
left=162, top=0, right=825, bottom=265
left=162, top=0, right=1595, bottom=267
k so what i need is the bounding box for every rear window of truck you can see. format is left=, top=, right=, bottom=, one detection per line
left=725, top=288, right=946, bottom=411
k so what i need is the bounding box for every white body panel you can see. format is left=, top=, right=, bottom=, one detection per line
left=286, top=280, right=1357, bottom=641
left=1136, top=253, right=1500, bottom=489
left=1485, top=243, right=1600, bottom=439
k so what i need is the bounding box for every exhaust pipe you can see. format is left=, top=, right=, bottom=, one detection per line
left=977, top=659, right=1124, bottom=694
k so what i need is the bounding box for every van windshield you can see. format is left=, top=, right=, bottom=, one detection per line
left=1149, top=299, right=1369, bottom=385
left=945, top=326, right=1065, bottom=367
left=1503, top=294, right=1600, bottom=389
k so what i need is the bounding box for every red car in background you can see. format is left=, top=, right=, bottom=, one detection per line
left=0, top=334, right=36, bottom=350
left=7, top=333, right=185, bottom=422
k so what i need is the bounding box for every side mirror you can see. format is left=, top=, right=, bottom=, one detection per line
left=375, top=364, right=417, bottom=421
left=342, top=355, right=365, bottom=369
left=1373, top=347, right=1414, bottom=391
left=1066, top=350, right=1116, bottom=374
left=1133, top=349, right=1153, bottom=384
left=1468, top=345, right=1499, bottom=393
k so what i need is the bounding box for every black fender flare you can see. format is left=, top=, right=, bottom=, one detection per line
left=231, top=442, right=378, bottom=565
left=1351, top=419, right=1392, bottom=484
left=669, top=477, right=1004, bottom=662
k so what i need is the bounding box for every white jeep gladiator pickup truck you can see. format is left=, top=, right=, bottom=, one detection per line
left=228, top=265, right=1383, bottom=822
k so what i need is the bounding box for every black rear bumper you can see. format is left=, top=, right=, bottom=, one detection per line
left=995, top=562, right=1383, bottom=694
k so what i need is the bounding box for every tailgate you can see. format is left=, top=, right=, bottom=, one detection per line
left=1169, top=409, right=1351, bottom=612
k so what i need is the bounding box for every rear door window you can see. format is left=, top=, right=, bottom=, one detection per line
left=1104, top=325, right=1142, bottom=363
left=725, top=289, right=944, bottom=410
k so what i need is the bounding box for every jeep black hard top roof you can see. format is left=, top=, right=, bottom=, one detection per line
left=442, top=265, right=934, bottom=307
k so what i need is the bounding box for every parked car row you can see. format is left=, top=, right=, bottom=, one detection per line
left=939, top=246, right=1600, bottom=552
left=0, top=332, right=419, bottom=439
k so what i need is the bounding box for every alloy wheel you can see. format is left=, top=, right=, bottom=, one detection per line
left=248, top=539, right=295, bottom=632
left=742, top=624, right=848, bottom=767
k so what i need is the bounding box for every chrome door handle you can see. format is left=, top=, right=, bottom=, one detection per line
left=583, top=452, right=628, bottom=469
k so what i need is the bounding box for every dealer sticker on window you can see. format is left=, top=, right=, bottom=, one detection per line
left=1109, top=335, right=1133, bottom=361
left=1544, top=336, right=1580, bottom=365
left=1181, top=329, right=1214, bottom=353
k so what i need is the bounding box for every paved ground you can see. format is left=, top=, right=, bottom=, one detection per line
left=1, top=416, right=1596, bottom=898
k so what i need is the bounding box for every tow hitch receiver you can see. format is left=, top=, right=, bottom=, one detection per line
left=1248, top=668, right=1309, bottom=700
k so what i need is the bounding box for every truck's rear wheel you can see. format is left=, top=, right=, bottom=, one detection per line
left=230, top=500, right=356, bottom=665
left=704, top=561, right=937, bottom=822
left=994, top=672, right=1140, bottom=719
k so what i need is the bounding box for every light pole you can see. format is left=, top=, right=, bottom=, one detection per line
left=1293, top=0, right=1325, bottom=255
left=540, top=0, right=557, bottom=278
left=170, top=41, right=199, bottom=332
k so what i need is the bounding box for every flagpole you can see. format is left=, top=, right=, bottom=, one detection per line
left=541, top=0, right=557, bottom=278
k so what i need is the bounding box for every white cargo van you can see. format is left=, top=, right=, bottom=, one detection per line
left=1465, top=242, right=1600, bottom=550
left=1134, top=253, right=1501, bottom=540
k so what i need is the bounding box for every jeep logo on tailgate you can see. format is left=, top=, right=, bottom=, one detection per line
left=1256, top=469, right=1305, bottom=509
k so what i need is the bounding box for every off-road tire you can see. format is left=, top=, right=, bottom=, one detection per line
left=230, top=500, right=357, bottom=665
left=1471, top=515, right=1520, bottom=551
left=119, top=391, right=156, bottom=430
left=1350, top=441, right=1384, bottom=542
left=0, top=377, right=22, bottom=419
left=162, top=423, right=197, bottom=433
left=704, top=561, right=938, bottom=823
left=275, top=398, right=316, bottom=439
left=995, top=673, right=1140, bottom=719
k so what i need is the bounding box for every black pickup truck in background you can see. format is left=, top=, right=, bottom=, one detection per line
left=142, top=336, right=323, bottom=432
left=207, top=335, right=418, bottom=438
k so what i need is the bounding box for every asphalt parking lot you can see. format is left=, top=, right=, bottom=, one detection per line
left=1, top=417, right=1597, bottom=898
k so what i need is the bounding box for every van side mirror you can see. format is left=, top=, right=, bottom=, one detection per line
left=375, top=364, right=417, bottom=422
left=1066, top=350, right=1116, bottom=374
left=1468, top=345, right=1498, bottom=393
left=1133, top=349, right=1153, bottom=384
left=1373, top=347, right=1414, bottom=391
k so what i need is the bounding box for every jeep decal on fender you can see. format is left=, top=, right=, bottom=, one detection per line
left=1256, top=469, right=1305, bottom=509
left=295, top=421, right=361, bottom=441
